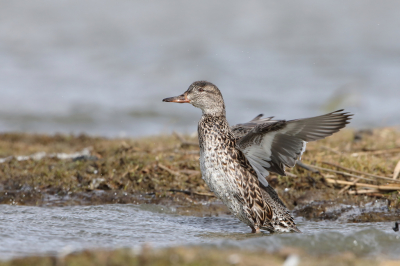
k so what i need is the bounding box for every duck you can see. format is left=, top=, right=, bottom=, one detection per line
left=163, top=81, right=352, bottom=233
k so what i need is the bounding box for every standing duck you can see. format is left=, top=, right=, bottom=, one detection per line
left=163, top=81, right=352, bottom=233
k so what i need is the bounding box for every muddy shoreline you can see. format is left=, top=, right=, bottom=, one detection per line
left=0, top=246, right=392, bottom=266
left=1, top=129, right=399, bottom=221
left=1, top=129, right=400, bottom=264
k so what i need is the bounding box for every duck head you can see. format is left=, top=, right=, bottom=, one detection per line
left=163, top=81, right=226, bottom=116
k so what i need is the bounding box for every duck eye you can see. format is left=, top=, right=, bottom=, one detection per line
left=198, top=88, right=204, bottom=92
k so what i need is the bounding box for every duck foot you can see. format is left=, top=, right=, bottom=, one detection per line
left=393, top=221, right=399, bottom=232
left=251, top=227, right=261, bottom=234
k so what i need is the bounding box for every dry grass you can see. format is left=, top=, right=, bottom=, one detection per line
left=291, top=127, right=400, bottom=197
left=0, top=127, right=399, bottom=208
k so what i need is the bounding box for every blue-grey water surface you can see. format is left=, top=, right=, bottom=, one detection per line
left=0, top=204, right=399, bottom=260
left=1, top=0, right=400, bottom=137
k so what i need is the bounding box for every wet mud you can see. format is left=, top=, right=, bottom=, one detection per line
left=0, top=246, right=387, bottom=266
left=0, top=129, right=400, bottom=222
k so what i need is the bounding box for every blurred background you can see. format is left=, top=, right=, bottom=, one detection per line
left=1, top=0, right=399, bottom=137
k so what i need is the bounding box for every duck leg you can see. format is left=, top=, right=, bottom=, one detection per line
left=251, top=227, right=261, bottom=234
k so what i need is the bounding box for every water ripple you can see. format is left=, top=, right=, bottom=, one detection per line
left=0, top=204, right=399, bottom=260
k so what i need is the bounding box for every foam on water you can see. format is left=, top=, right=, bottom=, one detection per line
left=0, top=204, right=399, bottom=260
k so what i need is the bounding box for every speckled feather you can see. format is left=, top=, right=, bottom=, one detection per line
left=163, top=80, right=352, bottom=233
left=198, top=114, right=276, bottom=232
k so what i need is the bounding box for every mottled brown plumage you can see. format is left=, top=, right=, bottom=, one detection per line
left=163, top=80, right=352, bottom=233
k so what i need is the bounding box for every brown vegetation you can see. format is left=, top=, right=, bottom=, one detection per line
left=0, top=246, right=385, bottom=266
left=0, top=128, right=399, bottom=215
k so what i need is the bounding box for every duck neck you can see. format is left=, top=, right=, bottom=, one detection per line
left=201, top=104, right=226, bottom=117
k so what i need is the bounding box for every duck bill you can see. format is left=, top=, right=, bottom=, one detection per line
left=162, top=93, right=190, bottom=103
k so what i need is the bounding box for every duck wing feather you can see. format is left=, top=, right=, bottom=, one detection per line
left=235, top=109, right=352, bottom=185
left=230, top=114, right=275, bottom=141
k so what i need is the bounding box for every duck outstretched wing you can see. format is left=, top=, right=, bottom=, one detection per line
left=236, top=110, right=352, bottom=186
left=230, top=114, right=275, bottom=141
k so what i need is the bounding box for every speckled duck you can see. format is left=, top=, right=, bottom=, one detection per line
left=163, top=81, right=352, bottom=233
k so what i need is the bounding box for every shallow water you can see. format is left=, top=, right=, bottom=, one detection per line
left=0, top=204, right=399, bottom=260
left=1, top=1, right=400, bottom=137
